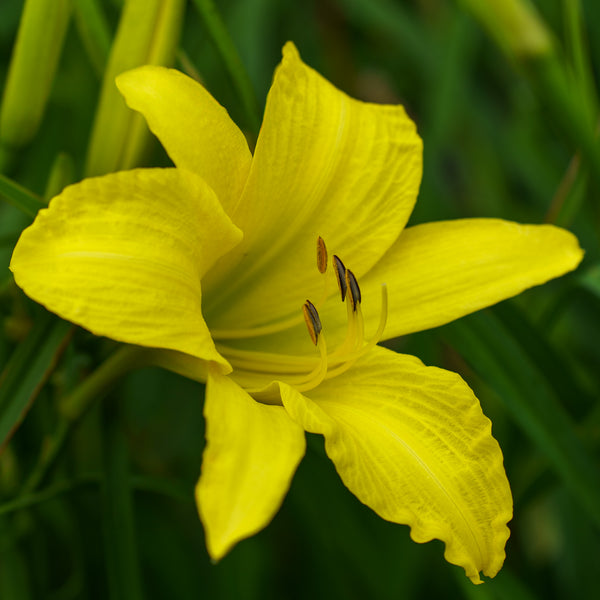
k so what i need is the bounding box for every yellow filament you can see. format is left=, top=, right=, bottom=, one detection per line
left=355, top=306, right=365, bottom=351
left=370, top=283, right=388, bottom=343
left=330, top=294, right=358, bottom=359
left=223, top=283, right=388, bottom=399
left=295, top=334, right=328, bottom=391
left=217, top=343, right=317, bottom=372
left=325, top=284, right=387, bottom=380
left=242, top=333, right=328, bottom=395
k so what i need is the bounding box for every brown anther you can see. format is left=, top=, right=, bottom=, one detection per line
left=303, top=300, right=322, bottom=345
left=333, top=255, right=347, bottom=302
left=317, top=236, right=328, bottom=274
left=345, top=269, right=361, bottom=311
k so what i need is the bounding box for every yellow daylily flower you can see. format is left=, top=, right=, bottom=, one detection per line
left=10, top=43, right=583, bottom=583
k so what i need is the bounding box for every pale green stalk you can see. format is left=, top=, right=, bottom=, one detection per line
left=0, top=0, right=71, bottom=172
left=458, top=0, right=552, bottom=58
left=84, top=0, right=186, bottom=176
left=45, top=153, right=76, bottom=199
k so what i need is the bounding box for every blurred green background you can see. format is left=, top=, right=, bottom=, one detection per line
left=1, top=0, right=599, bottom=598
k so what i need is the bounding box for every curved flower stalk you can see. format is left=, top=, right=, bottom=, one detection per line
left=10, top=43, right=583, bottom=583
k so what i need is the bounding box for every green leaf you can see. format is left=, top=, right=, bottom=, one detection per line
left=0, top=232, right=20, bottom=248
left=0, top=174, right=45, bottom=218
left=102, top=407, right=144, bottom=600
left=563, top=0, right=598, bottom=125
left=336, top=0, right=436, bottom=75
left=494, top=302, right=595, bottom=417
left=442, top=307, right=600, bottom=529
left=0, top=518, right=33, bottom=599
left=579, top=263, right=600, bottom=299
left=0, top=310, right=72, bottom=452
left=191, top=0, right=261, bottom=135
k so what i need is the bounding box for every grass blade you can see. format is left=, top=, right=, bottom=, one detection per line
left=0, top=174, right=45, bottom=218
left=191, top=0, right=261, bottom=134
left=102, top=407, right=144, bottom=600
left=0, top=311, right=71, bottom=452
left=442, top=307, right=600, bottom=528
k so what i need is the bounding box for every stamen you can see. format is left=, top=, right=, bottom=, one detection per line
left=345, top=269, right=361, bottom=311
left=219, top=240, right=388, bottom=405
left=219, top=285, right=387, bottom=378
left=331, top=271, right=363, bottom=358
left=372, top=283, right=388, bottom=343
left=239, top=304, right=329, bottom=398
left=303, top=300, right=322, bottom=345
left=317, top=236, right=328, bottom=273
left=333, top=255, right=347, bottom=302
left=326, top=284, right=388, bottom=379
left=296, top=333, right=328, bottom=392
left=218, top=343, right=317, bottom=372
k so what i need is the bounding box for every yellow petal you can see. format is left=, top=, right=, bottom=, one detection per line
left=280, top=346, right=512, bottom=584
left=368, top=219, right=584, bottom=339
left=203, top=42, right=422, bottom=330
left=197, top=368, right=306, bottom=560
left=116, top=65, right=252, bottom=213
left=286, top=218, right=583, bottom=348
left=10, top=168, right=242, bottom=370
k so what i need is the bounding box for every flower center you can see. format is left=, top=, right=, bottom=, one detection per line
left=214, top=237, right=388, bottom=404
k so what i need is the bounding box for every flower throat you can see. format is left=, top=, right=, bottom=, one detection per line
left=214, top=237, right=388, bottom=403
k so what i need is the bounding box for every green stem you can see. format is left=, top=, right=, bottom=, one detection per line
left=0, top=476, right=99, bottom=516
left=1, top=473, right=191, bottom=516
left=191, top=0, right=261, bottom=135
left=22, top=345, right=151, bottom=493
